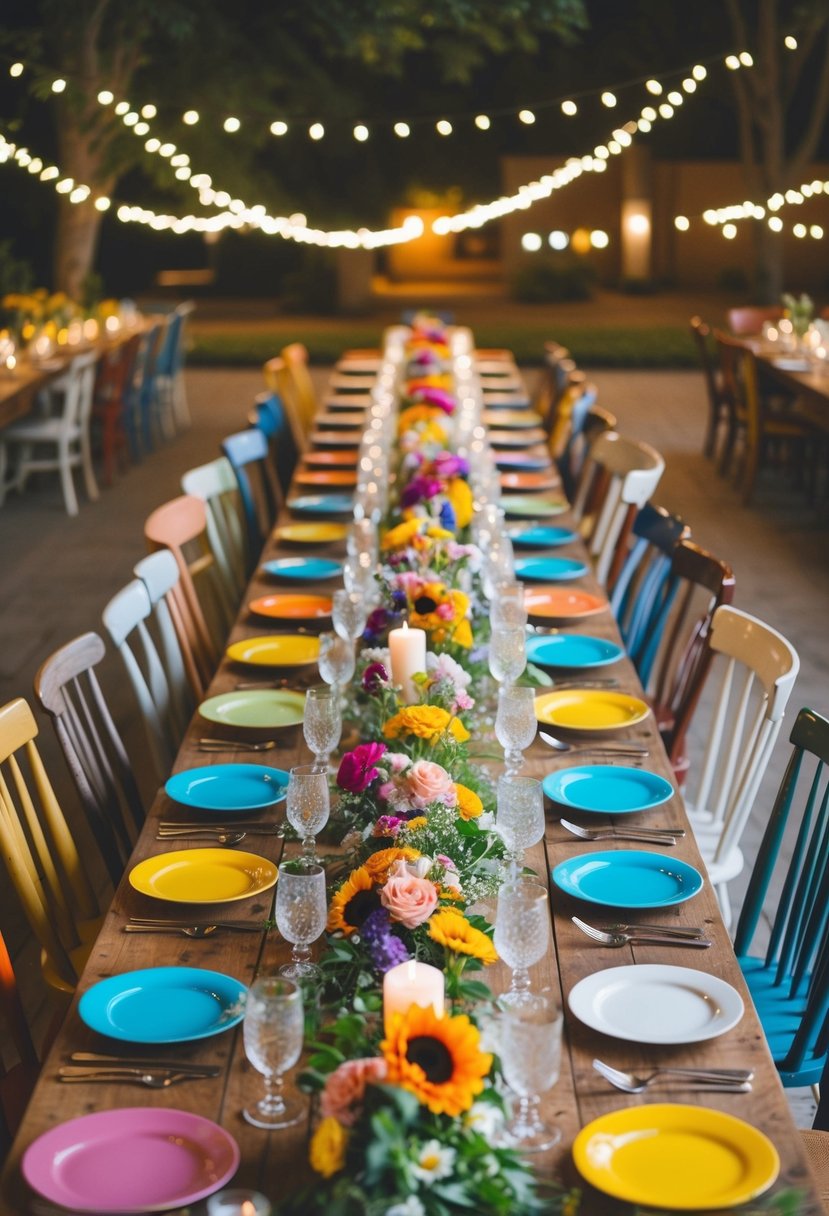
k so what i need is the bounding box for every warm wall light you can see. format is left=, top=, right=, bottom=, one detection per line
left=571, top=227, right=591, bottom=254
left=621, top=199, right=651, bottom=278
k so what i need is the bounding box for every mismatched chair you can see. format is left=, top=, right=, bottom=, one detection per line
left=548, top=379, right=599, bottom=501
left=251, top=392, right=300, bottom=500
left=689, top=316, right=730, bottom=461
left=221, top=428, right=281, bottom=575
left=92, top=332, right=142, bottom=486
left=181, top=456, right=246, bottom=626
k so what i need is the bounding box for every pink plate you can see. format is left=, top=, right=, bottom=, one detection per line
left=22, top=1107, right=239, bottom=1213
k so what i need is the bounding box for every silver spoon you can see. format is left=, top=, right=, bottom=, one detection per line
left=155, top=829, right=246, bottom=846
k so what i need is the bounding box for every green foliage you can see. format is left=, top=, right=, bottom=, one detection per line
left=0, top=239, right=34, bottom=305
left=510, top=255, right=596, bottom=304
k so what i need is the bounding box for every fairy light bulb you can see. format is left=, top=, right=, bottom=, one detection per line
left=793, top=223, right=806, bottom=238
left=518, top=109, right=535, bottom=124
left=183, top=110, right=200, bottom=125
left=123, top=111, right=138, bottom=126
left=115, top=100, right=129, bottom=115
left=133, top=121, right=149, bottom=136
left=722, top=223, right=737, bottom=239
left=601, top=91, right=617, bottom=107
left=309, top=123, right=324, bottom=140
left=767, top=216, right=783, bottom=231
left=353, top=124, right=369, bottom=141
left=674, top=215, right=690, bottom=231
left=811, top=225, right=824, bottom=239
left=141, top=104, right=157, bottom=118
left=784, top=35, right=797, bottom=50
left=394, top=121, right=411, bottom=136
left=51, top=78, right=66, bottom=93
left=693, top=64, right=707, bottom=80
left=739, top=51, right=753, bottom=66
left=561, top=100, right=577, bottom=116
left=683, top=77, right=697, bottom=92
left=97, top=89, right=114, bottom=104
left=145, top=138, right=161, bottom=152
left=224, top=116, right=241, bottom=132
left=725, top=54, right=740, bottom=69
left=645, top=80, right=662, bottom=95
left=667, top=91, right=683, bottom=105
left=9, top=63, right=24, bottom=78
left=474, top=114, right=491, bottom=129
left=95, top=197, right=111, bottom=211
left=436, top=119, right=453, bottom=135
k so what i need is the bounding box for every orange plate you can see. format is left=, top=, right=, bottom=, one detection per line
left=500, top=471, right=560, bottom=492
left=248, top=593, right=332, bottom=620
left=302, top=451, right=359, bottom=468
left=296, top=470, right=358, bottom=488
left=489, top=428, right=547, bottom=448
left=524, top=587, right=607, bottom=621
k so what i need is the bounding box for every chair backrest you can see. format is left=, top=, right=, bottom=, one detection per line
left=264, top=355, right=308, bottom=454
left=34, top=631, right=144, bottom=885
left=252, top=392, right=300, bottom=498
left=181, top=456, right=246, bottom=618
left=133, top=550, right=197, bottom=730
left=144, top=494, right=221, bottom=683
left=713, top=330, right=765, bottom=457
left=221, top=428, right=281, bottom=573
left=728, top=305, right=783, bottom=336
left=685, top=604, right=800, bottom=865
left=550, top=379, right=599, bottom=501
left=571, top=430, right=666, bottom=588
left=279, top=342, right=318, bottom=434
left=93, top=333, right=141, bottom=411
left=0, top=697, right=99, bottom=990
left=153, top=310, right=184, bottom=378
left=535, top=342, right=575, bottom=436
left=732, top=708, right=829, bottom=1086
left=48, top=349, right=97, bottom=432
left=134, top=321, right=163, bottom=407
left=689, top=316, right=726, bottom=440
left=0, top=924, right=39, bottom=1153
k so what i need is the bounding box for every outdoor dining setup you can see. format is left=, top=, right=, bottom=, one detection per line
left=1, top=310, right=828, bottom=1216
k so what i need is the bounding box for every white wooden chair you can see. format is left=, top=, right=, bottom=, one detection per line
left=571, top=430, right=665, bottom=589
left=0, top=350, right=98, bottom=516
left=132, top=550, right=199, bottom=725
left=684, top=604, right=800, bottom=928
left=181, top=456, right=246, bottom=625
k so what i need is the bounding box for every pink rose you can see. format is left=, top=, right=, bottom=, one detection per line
left=404, top=760, right=458, bottom=810
left=380, top=860, right=439, bottom=928
left=320, top=1057, right=388, bottom=1126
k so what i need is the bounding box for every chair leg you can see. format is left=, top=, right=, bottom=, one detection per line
left=80, top=432, right=99, bottom=502
left=715, top=881, right=733, bottom=932
left=173, top=373, right=191, bottom=430
left=58, top=444, right=79, bottom=516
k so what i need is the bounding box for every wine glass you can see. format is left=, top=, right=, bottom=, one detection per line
left=275, top=860, right=328, bottom=981
left=303, top=685, right=341, bottom=771
left=495, top=685, right=537, bottom=773
left=346, top=518, right=378, bottom=564
left=286, top=764, right=330, bottom=860
left=317, top=631, right=356, bottom=694
left=481, top=536, right=515, bottom=601
left=490, top=583, right=528, bottom=629
left=498, top=990, right=563, bottom=1151
left=496, top=774, right=545, bottom=874
left=242, top=976, right=305, bottom=1129
left=492, top=878, right=550, bottom=1007
left=488, top=624, right=526, bottom=685
left=343, top=552, right=377, bottom=604
left=332, top=589, right=368, bottom=641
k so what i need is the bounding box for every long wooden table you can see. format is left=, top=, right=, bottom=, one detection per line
left=2, top=347, right=824, bottom=1215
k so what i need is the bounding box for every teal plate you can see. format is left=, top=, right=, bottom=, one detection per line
left=165, top=763, right=289, bottom=813
left=79, top=967, right=248, bottom=1043
left=287, top=494, right=354, bottom=517
left=509, top=525, right=578, bottom=548
left=503, top=496, right=568, bottom=519
left=526, top=634, right=623, bottom=669
left=542, top=765, right=674, bottom=814
left=552, top=850, right=703, bottom=909
left=515, top=556, right=588, bottom=582
left=261, top=556, right=342, bottom=581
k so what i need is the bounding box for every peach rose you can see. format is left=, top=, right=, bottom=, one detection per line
left=319, top=1057, right=388, bottom=1126
left=404, top=760, right=458, bottom=810
left=380, top=860, right=439, bottom=928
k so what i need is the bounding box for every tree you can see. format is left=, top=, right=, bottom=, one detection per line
left=725, top=0, right=829, bottom=299
left=2, top=0, right=587, bottom=297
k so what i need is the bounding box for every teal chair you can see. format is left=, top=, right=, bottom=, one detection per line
left=221, top=427, right=281, bottom=574
left=733, top=708, right=829, bottom=1090
left=251, top=392, right=299, bottom=500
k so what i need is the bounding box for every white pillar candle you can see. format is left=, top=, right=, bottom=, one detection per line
left=388, top=622, right=427, bottom=704
left=383, top=959, right=445, bottom=1034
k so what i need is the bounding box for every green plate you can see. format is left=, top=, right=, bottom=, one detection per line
left=198, top=689, right=305, bottom=728
left=504, top=495, right=568, bottom=518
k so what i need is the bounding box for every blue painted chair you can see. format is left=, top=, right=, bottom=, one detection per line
left=130, top=320, right=163, bottom=457
left=550, top=379, right=600, bottom=502
left=251, top=392, right=299, bottom=499
left=221, top=428, right=281, bottom=575
left=733, top=708, right=829, bottom=1091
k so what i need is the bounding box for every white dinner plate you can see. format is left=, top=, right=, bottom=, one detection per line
left=567, top=963, right=744, bottom=1044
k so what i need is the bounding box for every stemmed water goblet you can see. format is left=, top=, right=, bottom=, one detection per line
left=492, top=877, right=550, bottom=1007
left=489, top=582, right=528, bottom=630
left=285, top=764, right=330, bottom=861
left=303, top=685, right=342, bottom=771
left=332, top=588, right=368, bottom=642
left=242, top=976, right=305, bottom=1129
left=317, top=631, right=356, bottom=709
left=343, top=552, right=377, bottom=605
left=495, top=685, right=537, bottom=774
left=275, top=860, right=328, bottom=982
left=498, top=990, right=563, bottom=1151
left=488, top=623, right=527, bottom=686
left=496, top=774, right=545, bottom=874
left=346, top=518, right=378, bottom=564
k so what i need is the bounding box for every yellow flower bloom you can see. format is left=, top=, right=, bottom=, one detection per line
left=428, top=908, right=498, bottom=965
left=381, top=1004, right=492, bottom=1117
left=327, top=866, right=381, bottom=935
left=453, top=618, right=473, bottom=649
left=397, top=404, right=445, bottom=434
left=383, top=705, right=469, bottom=745
left=404, top=816, right=428, bottom=832
left=425, top=525, right=455, bottom=540
left=309, top=1116, right=348, bottom=1177
left=381, top=518, right=424, bottom=551
left=363, top=846, right=421, bottom=883
left=446, top=477, right=474, bottom=528
left=454, top=783, right=483, bottom=820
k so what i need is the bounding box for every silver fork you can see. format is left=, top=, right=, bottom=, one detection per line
left=593, top=1058, right=753, bottom=1093
left=571, top=916, right=712, bottom=948
left=559, top=818, right=682, bottom=846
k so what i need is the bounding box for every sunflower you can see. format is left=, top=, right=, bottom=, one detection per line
left=309, top=1116, right=348, bottom=1178
left=327, top=866, right=382, bottom=935
left=428, top=908, right=498, bottom=965
left=453, top=783, right=483, bottom=820
left=383, top=705, right=470, bottom=745
left=381, top=1004, right=492, bottom=1117
left=363, top=846, right=421, bottom=884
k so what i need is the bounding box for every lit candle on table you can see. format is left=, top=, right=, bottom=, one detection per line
left=383, top=959, right=445, bottom=1034
left=207, top=1190, right=271, bottom=1216
left=388, top=622, right=427, bottom=704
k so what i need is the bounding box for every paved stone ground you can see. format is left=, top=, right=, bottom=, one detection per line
left=0, top=359, right=826, bottom=1127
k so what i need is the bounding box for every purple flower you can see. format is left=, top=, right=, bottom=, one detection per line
left=433, top=451, right=470, bottom=479
left=410, top=386, right=455, bottom=414
left=400, top=475, right=443, bottom=509
left=363, top=606, right=390, bottom=640
left=361, top=908, right=411, bottom=973
left=391, top=589, right=408, bottom=612
left=362, top=661, right=389, bottom=694
left=337, top=742, right=387, bottom=793
left=375, top=815, right=405, bottom=836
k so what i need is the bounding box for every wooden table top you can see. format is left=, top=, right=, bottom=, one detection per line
left=2, top=358, right=823, bottom=1215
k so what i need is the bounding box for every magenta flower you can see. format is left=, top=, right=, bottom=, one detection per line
left=337, top=742, right=387, bottom=793
left=401, top=475, right=443, bottom=508
left=362, top=661, right=389, bottom=694
left=410, top=386, right=455, bottom=414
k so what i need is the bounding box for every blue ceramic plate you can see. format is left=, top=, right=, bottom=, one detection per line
left=79, top=967, right=248, bottom=1043
left=165, top=764, right=289, bottom=813
left=526, top=634, right=624, bottom=669
left=495, top=455, right=551, bottom=471
left=543, top=765, right=674, bottom=814
left=509, top=525, right=578, bottom=548
left=287, top=494, right=354, bottom=517
left=261, top=556, right=343, bottom=582
left=515, top=556, right=588, bottom=582
left=503, top=496, right=568, bottom=519
left=551, top=850, right=703, bottom=909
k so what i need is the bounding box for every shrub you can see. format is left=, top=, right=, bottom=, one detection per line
left=510, top=254, right=596, bottom=303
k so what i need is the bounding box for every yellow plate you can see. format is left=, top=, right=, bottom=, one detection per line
left=572, top=1104, right=779, bottom=1210
left=129, top=848, right=278, bottom=904
left=534, top=689, right=650, bottom=731
left=225, top=636, right=321, bottom=668
left=273, top=523, right=348, bottom=545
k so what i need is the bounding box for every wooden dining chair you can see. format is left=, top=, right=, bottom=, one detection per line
left=132, top=551, right=201, bottom=717
left=154, top=300, right=194, bottom=434
left=133, top=319, right=164, bottom=458
left=0, top=697, right=102, bottom=994
left=689, top=316, right=730, bottom=461
left=537, top=342, right=578, bottom=437
left=181, top=456, right=246, bottom=626
left=221, top=428, right=281, bottom=575
left=548, top=378, right=599, bottom=501
left=571, top=430, right=666, bottom=589
left=34, top=631, right=145, bottom=885
left=0, top=349, right=99, bottom=516
left=144, top=494, right=223, bottom=681
left=0, top=924, right=40, bottom=1154
left=732, top=708, right=829, bottom=1092
left=264, top=355, right=310, bottom=454
left=250, top=391, right=300, bottom=499
left=683, top=604, right=800, bottom=928
left=91, top=332, right=142, bottom=486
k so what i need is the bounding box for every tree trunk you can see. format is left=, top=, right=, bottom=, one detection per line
left=54, top=199, right=103, bottom=300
